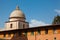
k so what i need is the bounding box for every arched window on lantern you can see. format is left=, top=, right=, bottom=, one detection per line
left=10, top=24, right=13, bottom=28
left=23, top=24, right=25, bottom=28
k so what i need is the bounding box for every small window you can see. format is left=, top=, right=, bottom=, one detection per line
left=53, top=28, right=56, bottom=34
left=31, top=31, right=34, bottom=35
left=10, top=24, right=13, bottom=28
left=54, top=37, right=56, bottom=40
left=45, top=29, right=48, bottom=34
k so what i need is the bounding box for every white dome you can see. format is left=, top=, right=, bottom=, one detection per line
left=10, top=6, right=25, bottom=19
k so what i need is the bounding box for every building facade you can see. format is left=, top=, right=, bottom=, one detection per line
left=0, top=6, right=60, bottom=40
left=0, top=25, right=60, bottom=40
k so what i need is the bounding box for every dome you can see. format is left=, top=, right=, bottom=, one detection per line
left=10, top=6, right=25, bottom=19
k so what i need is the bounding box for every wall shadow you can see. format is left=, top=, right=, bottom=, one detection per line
left=11, top=33, right=28, bottom=40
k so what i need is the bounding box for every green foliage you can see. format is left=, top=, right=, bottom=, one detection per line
left=52, top=15, right=60, bottom=24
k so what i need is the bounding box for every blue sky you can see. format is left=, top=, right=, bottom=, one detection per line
left=0, top=0, right=60, bottom=28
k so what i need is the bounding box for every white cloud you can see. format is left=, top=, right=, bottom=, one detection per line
left=0, top=28, right=5, bottom=31
left=54, top=9, right=60, bottom=14
left=29, top=19, right=50, bottom=28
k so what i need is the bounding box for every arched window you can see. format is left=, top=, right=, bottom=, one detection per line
left=23, top=24, right=25, bottom=28
left=10, top=24, right=13, bottom=28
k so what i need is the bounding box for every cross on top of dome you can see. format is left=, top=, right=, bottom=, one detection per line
left=16, top=5, right=20, bottom=10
